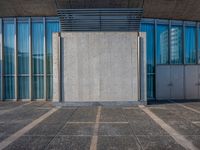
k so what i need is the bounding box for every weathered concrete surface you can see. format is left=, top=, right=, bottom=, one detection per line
left=53, top=32, right=139, bottom=102
left=1, top=0, right=200, bottom=21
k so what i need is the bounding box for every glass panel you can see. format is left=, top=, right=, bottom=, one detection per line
left=3, top=20, right=15, bottom=74
left=47, top=75, right=53, bottom=99
left=32, top=21, right=44, bottom=74
left=170, top=26, right=183, bottom=64
left=198, top=27, right=200, bottom=63
left=141, top=23, right=155, bottom=98
left=0, top=76, right=1, bottom=99
left=46, top=21, right=59, bottom=74
left=147, top=74, right=155, bottom=99
left=185, top=26, right=196, bottom=64
left=32, top=76, right=44, bottom=99
left=18, top=76, right=29, bottom=99
left=4, top=76, right=15, bottom=99
left=141, top=23, right=155, bottom=73
left=157, top=24, right=169, bottom=64
left=18, top=21, right=29, bottom=74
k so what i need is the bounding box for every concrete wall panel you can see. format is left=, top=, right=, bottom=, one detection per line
left=53, top=32, right=139, bottom=102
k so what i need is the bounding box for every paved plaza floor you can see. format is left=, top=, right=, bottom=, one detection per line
left=0, top=100, right=199, bottom=150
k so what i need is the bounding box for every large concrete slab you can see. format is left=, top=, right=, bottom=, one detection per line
left=53, top=32, right=139, bottom=102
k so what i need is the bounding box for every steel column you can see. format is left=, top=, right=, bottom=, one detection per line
left=29, top=18, right=32, bottom=100
left=14, top=18, right=18, bottom=100
left=0, top=19, right=2, bottom=100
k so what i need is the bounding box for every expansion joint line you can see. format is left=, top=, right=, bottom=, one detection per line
left=90, top=106, right=102, bottom=150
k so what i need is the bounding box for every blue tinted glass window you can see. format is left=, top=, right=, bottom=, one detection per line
left=157, top=25, right=169, bottom=64
left=32, top=20, right=44, bottom=99
left=185, top=26, right=196, bottom=64
left=141, top=23, right=155, bottom=98
left=18, top=76, right=29, bottom=99
left=3, top=20, right=15, bottom=99
left=18, top=21, right=29, bottom=74
left=17, top=20, right=29, bottom=99
left=46, top=21, right=59, bottom=99
left=32, top=76, right=44, bottom=99
left=170, top=26, right=183, bottom=64
left=32, top=21, right=44, bottom=74
left=4, top=21, right=15, bottom=74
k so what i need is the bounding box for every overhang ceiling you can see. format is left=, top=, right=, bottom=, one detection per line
left=0, top=0, right=200, bottom=21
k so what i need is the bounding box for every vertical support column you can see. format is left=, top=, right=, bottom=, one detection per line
left=139, top=32, right=147, bottom=104
left=0, top=18, right=2, bottom=100
left=137, top=34, right=141, bottom=101
left=29, top=18, right=32, bottom=101
left=169, top=20, right=171, bottom=64
left=196, top=22, right=199, bottom=64
left=43, top=17, right=47, bottom=101
left=183, top=21, right=185, bottom=64
left=154, top=19, right=157, bottom=100
left=52, top=33, right=61, bottom=102
left=14, top=18, right=18, bottom=101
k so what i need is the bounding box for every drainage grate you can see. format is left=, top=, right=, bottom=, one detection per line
left=57, top=8, right=143, bottom=31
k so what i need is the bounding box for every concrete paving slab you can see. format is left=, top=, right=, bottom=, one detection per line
left=97, top=136, right=141, bottom=150
left=183, top=103, right=200, bottom=112
left=160, top=104, right=200, bottom=121
left=59, top=123, right=94, bottom=136
left=150, top=107, right=200, bottom=135
left=0, top=104, right=51, bottom=143
left=25, top=124, right=63, bottom=136
left=41, top=108, right=76, bottom=125
left=46, top=136, right=91, bottom=150
left=123, top=109, right=168, bottom=136
left=0, top=102, right=25, bottom=110
left=100, top=108, right=127, bottom=122
left=4, top=136, right=53, bottom=150
left=185, top=135, right=200, bottom=148
left=25, top=108, right=76, bottom=136
left=68, top=107, right=97, bottom=122
left=137, top=135, right=185, bottom=150
left=98, top=123, right=133, bottom=136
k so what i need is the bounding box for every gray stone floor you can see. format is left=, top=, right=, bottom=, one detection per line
left=0, top=100, right=199, bottom=150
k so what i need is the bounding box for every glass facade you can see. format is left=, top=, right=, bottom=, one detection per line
left=141, top=19, right=199, bottom=99
left=0, top=17, right=59, bottom=100
left=1, top=17, right=200, bottom=100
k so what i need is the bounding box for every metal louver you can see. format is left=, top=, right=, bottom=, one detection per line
left=57, top=8, right=143, bottom=31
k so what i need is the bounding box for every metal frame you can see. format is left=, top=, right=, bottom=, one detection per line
left=14, top=18, right=17, bottom=100
left=43, top=17, right=47, bottom=101
left=0, top=18, right=2, bottom=100
left=29, top=18, right=32, bottom=101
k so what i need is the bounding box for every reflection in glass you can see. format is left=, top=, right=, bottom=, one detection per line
left=185, top=26, right=196, bottom=64
left=18, top=21, right=29, bottom=74
left=3, top=20, right=15, bottom=99
left=170, top=26, right=183, bottom=64
left=32, top=76, right=44, bottom=99
left=4, top=76, right=15, bottom=99
left=157, top=25, right=169, bottom=64
left=32, top=21, right=44, bottom=99
left=46, top=21, right=59, bottom=99
left=141, top=23, right=155, bottom=98
left=18, top=76, right=29, bottom=99
left=32, top=21, right=44, bottom=74
left=18, top=21, right=30, bottom=99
